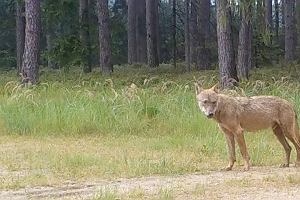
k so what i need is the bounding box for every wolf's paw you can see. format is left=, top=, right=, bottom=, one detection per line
left=221, top=166, right=233, bottom=171
left=243, top=166, right=250, bottom=171
left=279, top=163, right=289, bottom=168
left=295, top=162, right=300, bottom=167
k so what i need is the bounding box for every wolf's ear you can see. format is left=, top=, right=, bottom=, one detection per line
left=194, top=82, right=202, bottom=95
left=211, top=84, right=219, bottom=93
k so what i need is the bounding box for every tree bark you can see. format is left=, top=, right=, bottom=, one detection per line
left=155, top=0, right=160, bottom=61
left=237, top=1, right=252, bottom=80
left=128, top=0, right=137, bottom=64
left=21, top=0, right=40, bottom=84
left=16, top=0, right=25, bottom=73
left=96, top=0, right=113, bottom=74
left=196, top=0, right=211, bottom=70
left=282, top=0, right=285, bottom=29
left=185, top=0, right=190, bottom=71
left=296, top=0, right=300, bottom=53
left=146, top=0, right=159, bottom=67
left=256, top=0, right=264, bottom=35
left=136, top=0, right=147, bottom=63
left=274, top=0, right=279, bottom=42
left=265, top=0, right=272, bottom=36
left=284, top=0, right=296, bottom=63
left=46, top=28, right=57, bottom=69
left=172, top=0, right=176, bottom=68
left=80, top=0, right=92, bottom=73
left=190, top=0, right=198, bottom=64
left=216, top=0, right=238, bottom=88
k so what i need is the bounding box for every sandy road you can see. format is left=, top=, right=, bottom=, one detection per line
left=1, top=166, right=300, bottom=199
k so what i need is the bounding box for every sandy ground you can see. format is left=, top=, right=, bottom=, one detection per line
left=1, top=166, right=300, bottom=199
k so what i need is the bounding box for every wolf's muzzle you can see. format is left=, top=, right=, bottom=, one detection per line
left=207, top=113, right=214, bottom=118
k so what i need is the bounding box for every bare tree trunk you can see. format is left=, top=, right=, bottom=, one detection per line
left=296, top=0, right=300, bottom=54
left=80, top=0, right=92, bottom=73
left=172, top=0, right=176, bottom=68
left=282, top=0, right=285, bottom=29
left=196, top=0, right=211, bottom=70
left=96, top=0, right=113, bottom=74
left=190, top=0, right=198, bottom=64
left=237, top=1, right=252, bottom=80
left=216, top=0, right=238, bottom=88
left=136, top=0, right=147, bottom=63
left=16, top=0, right=25, bottom=73
left=155, top=0, right=160, bottom=62
left=46, top=28, right=57, bottom=69
left=284, top=0, right=296, bottom=63
left=185, top=0, right=190, bottom=71
left=146, top=0, right=159, bottom=67
left=128, top=0, right=137, bottom=64
left=256, top=0, right=264, bottom=35
left=265, top=0, right=272, bottom=37
left=274, top=0, right=279, bottom=42
left=21, top=0, right=40, bottom=84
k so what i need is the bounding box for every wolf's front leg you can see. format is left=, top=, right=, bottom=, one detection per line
left=235, top=130, right=250, bottom=171
left=220, top=126, right=236, bottom=171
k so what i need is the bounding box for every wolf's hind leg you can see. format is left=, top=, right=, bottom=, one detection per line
left=283, top=124, right=300, bottom=167
left=273, top=125, right=291, bottom=167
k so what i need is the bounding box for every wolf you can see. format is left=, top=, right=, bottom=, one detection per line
left=195, top=83, right=300, bottom=171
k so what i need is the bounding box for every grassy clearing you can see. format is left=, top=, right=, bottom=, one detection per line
left=0, top=65, right=300, bottom=188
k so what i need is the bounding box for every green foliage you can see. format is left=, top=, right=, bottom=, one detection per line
left=49, top=35, right=82, bottom=71
left=253, top=29, right=283, bottom=67
left=0, top=0, right=16, bottom=69
left=110, top=3, right=128, bottom=65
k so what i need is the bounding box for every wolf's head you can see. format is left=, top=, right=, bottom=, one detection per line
left=195, top=83, right=219, bottom=119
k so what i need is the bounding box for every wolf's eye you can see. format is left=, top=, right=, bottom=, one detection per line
left=212, top=101, right=217, bottom=104
left=203, top=100, right=208, bottom=104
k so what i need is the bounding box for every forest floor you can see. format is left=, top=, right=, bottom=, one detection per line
left=1, top=166, right=300, bottom=199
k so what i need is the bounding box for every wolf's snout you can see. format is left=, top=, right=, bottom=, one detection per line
left=207, top=113, right=214, bottom=118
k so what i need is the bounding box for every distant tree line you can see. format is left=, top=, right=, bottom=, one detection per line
left=0, top=0, right=299, bottom=87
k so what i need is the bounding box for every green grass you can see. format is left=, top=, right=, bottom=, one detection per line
left=0, top=64, right=300, bottom=188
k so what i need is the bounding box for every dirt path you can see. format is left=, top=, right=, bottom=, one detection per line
left=1, top=166, right=300, bottom=199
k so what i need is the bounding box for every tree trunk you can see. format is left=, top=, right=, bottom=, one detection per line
left=45, top=13, right=57, bottom=70
left=155, top=0, right=160, bottom=61
left=284, top=0, right=296, bottom=63
left=190, top=0, right=198, bottom=64
left=172, top=0, right=176, bottom=68
left=96, top=0, right=113, bottom=74
left=16, top=0, right=25, bottom=73
left=80, top=0, right=92, bottom=73
left=146, top=0, right=159, bottom=67
left=185, top=0, right=190, bottom=71
left=128, top=0, right=137, bottom=64
left=196, top=0, right=211, bottom=70
left=216, top=0, right=238, bottom=88
left=21, top=0, right=40, bottom=84
left=256, top=0, right=264, bottom=35
left=46, top=28, right=57, bottom=69
left=282, top=0, right=285, bottom=29
left=237, top=1, right=252, bottom=80
left=274, top=0, right=279, bottom=42
left=296, top=0, right=300, bottom=54
left=265, top=0, right=272, bottom=37
left=136, top=0, right=147, bottom=63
